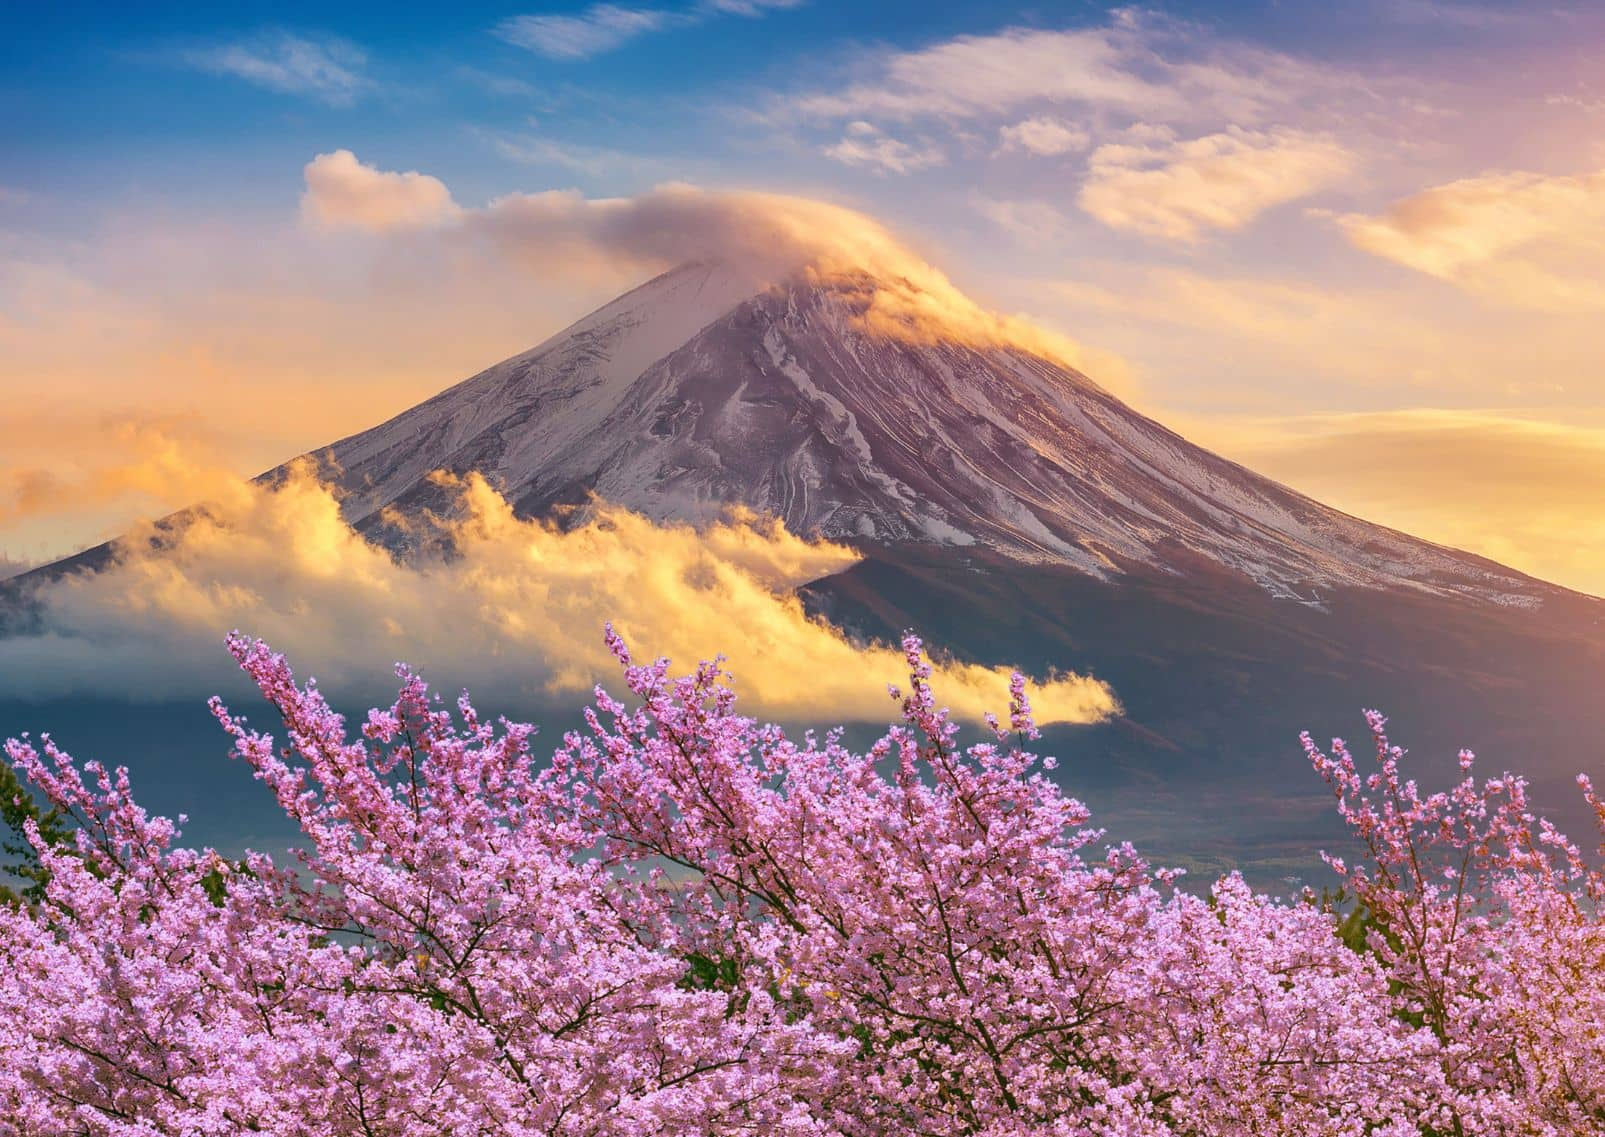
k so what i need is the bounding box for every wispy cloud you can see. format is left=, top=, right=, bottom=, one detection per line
left=822, top=122, right=945, bottom=175
left=1546, top=89, right=1605, bottom=114
left=495, top=5, right=667, bottom=61
left=791, top=24, right=1174, bottom=123
left=1080, top=126, right=1355, bottom=242
left=496, top=0, right=801, bottom=62
left=996, top=116, right=1090, bottom=157
left=1335, top=167, right=1605, bottom=309
left=481, top=131, right=668, bottom=178
left=973, top=196, right=1072, bottom=242
left=1197, top=409, right=1605, bottom=597
left=1378, top=0, right=1530, bottom=29
left=456, top=66, right=538, bottom=98
left=180, top=31, right=370, bottom=105
left=699, top=0, right=804, bottom=14
left=764, top=10, right=1382, bottom=244
left=783, top=13, right=1361, bottom=128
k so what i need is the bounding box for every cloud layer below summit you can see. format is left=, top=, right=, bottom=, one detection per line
left=0, top=467, right=1118, bottom=723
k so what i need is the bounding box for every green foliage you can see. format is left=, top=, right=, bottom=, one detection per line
left=0, top=756, right=72, bottom=906
left=1322, top=889, right=1433, bottom=1035
left=198, top=860, right=255, bottom=907
left=680, top=950, right=742, bottom=993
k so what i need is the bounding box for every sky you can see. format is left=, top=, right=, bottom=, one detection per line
left=5, top=0, right=1605, bottom=597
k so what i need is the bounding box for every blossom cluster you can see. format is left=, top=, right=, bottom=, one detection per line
left=1, top=630, right=1600, bottom=1135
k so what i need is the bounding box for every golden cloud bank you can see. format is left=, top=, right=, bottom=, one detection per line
left=1, top=466, right=1118, bottom=725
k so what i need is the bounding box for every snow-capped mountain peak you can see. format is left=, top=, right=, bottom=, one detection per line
left=307, top=261, right=1555, bottom=609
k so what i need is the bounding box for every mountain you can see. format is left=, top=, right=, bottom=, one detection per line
left=313, top=260, right=1553, bottom=608
left=302, top=258, right=1605, bottom=872
left=10, top=259, right=1604, bottom=878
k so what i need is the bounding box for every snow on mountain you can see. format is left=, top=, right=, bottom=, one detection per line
left=304, top=260, right=1551, bottom=608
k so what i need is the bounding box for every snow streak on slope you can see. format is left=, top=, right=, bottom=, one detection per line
left=309, top=262, right=1553, bottom=608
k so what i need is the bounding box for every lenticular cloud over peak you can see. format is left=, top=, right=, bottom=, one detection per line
left=301, top=148, right=922, bottom=279
left=297, top=150, right=1114, bottom=373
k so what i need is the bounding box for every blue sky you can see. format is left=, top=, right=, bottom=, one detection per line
left=8, top=1, right=1591, bottom=214
left=6, top=1, right=1605, bottom=593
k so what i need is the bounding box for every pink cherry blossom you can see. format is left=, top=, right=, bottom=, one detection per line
left=0, top=629, right=1599, bottom=1135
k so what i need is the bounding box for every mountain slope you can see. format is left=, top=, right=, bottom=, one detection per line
left=310, top=260, right=1556, bottom=609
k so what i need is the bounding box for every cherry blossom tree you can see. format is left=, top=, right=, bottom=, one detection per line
left=0, top=629, right=1599, bottom=1136
left=1306, top=716, right=1605, bottom=1135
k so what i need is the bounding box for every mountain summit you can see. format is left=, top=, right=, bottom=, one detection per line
left=312, top=260, right=1552, bottom=609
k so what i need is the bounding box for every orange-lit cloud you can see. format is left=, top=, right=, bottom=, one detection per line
left=1187, top=409, right=1605, bottom=598
left=1335, top=168, right=1605, bottom=309
left=0, top=417, right=240, bottom=526
left=0, top=408, right=250, bottom=565
left=0, top=224, right=616, bottom=563
left=1043, top=265, right=1594, bottom=400
left=1, top=467, right=1119, bottom=723
left=1079, top=126, right=1354, bottom=242
left=300, top=154, right=1134, bottom=389
left=300, top=149, right=462, bottom=231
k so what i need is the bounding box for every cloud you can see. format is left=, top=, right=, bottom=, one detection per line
left=456, top=67, right=538, bottom=98
left=1079, top=126, right=1355, bottom=241
left=700, top=0, right=804, bottom=12
left=793, top=25, right=1177, bottom=123
left=974, top=197, right=1072, bottom=242
left=786, top=13, right=1356, bottom=128
left=495, top=5, right=667, bottom=61
left=181, top=32, right=370, bottom=105
left=1199, top=410, right=1605, bottom=598
left=0, top=468, right=1118, bottom=724
left=0, top=419, right=240, bottom=529
left=1044, top=264, right=1500, bottom=401
left=997, top=116, right=1089, bottom=157
left=494, top=0, right=801, bottom=61
left=299, top=155, right=1124, bottom=381
left=482, top=132, right=665, bottom=178
left=1546, top=90, right=1605, bottom=114
left=300, top=150, right=462, bottom=231
left=0, top=210, right=657, bottom=563
left=1378, top=0, right=1525, bottom=28
left=1335, top=167, right=1605, bottom=309
left=822, top=122, right=946, bottom=175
